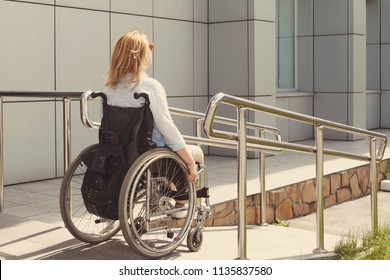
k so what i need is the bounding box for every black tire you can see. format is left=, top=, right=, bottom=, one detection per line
left=59, top=144, right=120, bottom=243
left=187, top=227, right=203, bottom=252
left=118, top=148, right=196, bottom=259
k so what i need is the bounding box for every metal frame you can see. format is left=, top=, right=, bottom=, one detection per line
left=203, top=92, right=387, bottom=259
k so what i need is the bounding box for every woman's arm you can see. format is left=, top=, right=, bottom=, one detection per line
left=175, top=147, right=197, bottom=183
left=147, top=80, right=186, bottom=150
left=146, top=79, right=197, bottom=182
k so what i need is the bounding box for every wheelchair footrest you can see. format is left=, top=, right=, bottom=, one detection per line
left=163, top=187, right=209, bottom=200
left=196, top=188, right=209, bottom=198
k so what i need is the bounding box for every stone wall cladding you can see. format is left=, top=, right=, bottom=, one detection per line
left=205, top=159, right=390, bottom=227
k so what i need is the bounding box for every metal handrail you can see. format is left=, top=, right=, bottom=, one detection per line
left=169, top=107, right=282, bottom=141
left=203, top=92, right=388, bottom=259
left=204, top=92, right=387, bottom=160
left=0, top=90, right=82, bottom=99
left=0, top=90, right=83, bottom=213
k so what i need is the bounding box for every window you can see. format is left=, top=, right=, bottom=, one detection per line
left=276, top=0, right=296, bottom=89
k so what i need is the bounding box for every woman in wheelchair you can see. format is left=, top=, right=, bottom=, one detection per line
left=104, top=30, right=203, bottom=219
left=60, top=30, right=209, bottom=258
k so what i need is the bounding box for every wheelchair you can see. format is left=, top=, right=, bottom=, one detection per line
left=59, top=91, right=211, bottom=259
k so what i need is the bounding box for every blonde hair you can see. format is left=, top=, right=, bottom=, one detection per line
left=105, top=31, right=152, bottom=88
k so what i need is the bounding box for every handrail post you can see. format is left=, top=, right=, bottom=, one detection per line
left=63, top=97, right=72, bottom=217
left=314, top=125, right=327, bottom=253
left=237, top=107, right=248, bottom=259
left=195, top=117, right=203, bottom=206
left=196, top=118, right=203, bottom=147
left=0, top=97, right=4, bottom=213
left=370, top=137, right=378, bottom=231
left=63, top=98, right=71, bottom=173
left=259, top=129, right=268, bottom=226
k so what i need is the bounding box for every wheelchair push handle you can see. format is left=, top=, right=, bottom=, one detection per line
left=81, top=90, right=151, bottom=130
left=80, top=90, right=102, bottom=130
left=91, top=91, right=107, bottom=104
left=134, top=92, right=150, bottom=104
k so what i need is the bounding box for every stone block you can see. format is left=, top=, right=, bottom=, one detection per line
left=253, top=193, right=261, bottom=205
left=246, top=194, right=257, bottom=207
left=247, top=206, right=256, bottom=225
left=378, top=172, right=385, bottom=183
left=256, top=205, right=275, bottom=224
left=269, top=188, right=287, bottom=207
left=331, top=174, right=341, bottom=193
left=336, top=188, right=352, bottom=203
left=285, top=186, right=292, bottom=200
left=350, top=173, right=363, bottom=198
left=213, top=212, right=235, bottom=227
left=324, top=176, right=331, bottom=197
left=212, top=201, right=234, bottom=219
left=265, top=191, right=271, bottom=204
left=348, top=168, right=357, bottom=178
left=299, top=181, right=306, bottom=193
left=379, top=160, right=388, bottom=174
left=301, top=180, right=316, bottom=203
left=356, top=165, right=370, bottom=194
left=275, top=199, right=293, bottom=220
left=324, top=194, right=337, bottom=207
left=204, top=217, right=214, bottom=227
left=292, top=202, right=310, bottom=217
left=255, top=205, right=261, bottom=224
left=341, top=171, right=349, bottom=188
left=309, top=201, right=317, bottom=212
left=289, top=183, right=300, bottom=202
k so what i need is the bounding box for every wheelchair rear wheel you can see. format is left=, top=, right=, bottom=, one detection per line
left=118, top=148, right=196, bottom=259
left=59, top=144, right=121, bottom=243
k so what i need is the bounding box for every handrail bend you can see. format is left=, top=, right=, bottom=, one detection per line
left=203, top=92, right=388, bottom=259
left=204, top=92, right=387, bottom=160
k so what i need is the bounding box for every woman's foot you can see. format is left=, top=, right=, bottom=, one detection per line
left=169, top=202, right=187, bottom=219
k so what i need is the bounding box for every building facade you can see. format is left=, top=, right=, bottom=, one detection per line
left=0, top=0, right=389, bottom=185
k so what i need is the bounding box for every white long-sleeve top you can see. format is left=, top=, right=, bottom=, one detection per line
left=104, top=74, right=186, bottom=151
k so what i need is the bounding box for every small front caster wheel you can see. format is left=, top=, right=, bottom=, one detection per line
left=186, top=228, right=203, bottom=252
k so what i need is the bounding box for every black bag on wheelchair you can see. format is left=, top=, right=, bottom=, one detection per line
left=81, top=92, right=154, bottom=220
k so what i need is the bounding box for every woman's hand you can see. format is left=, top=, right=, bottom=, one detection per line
left=175, top=147, right=198, bottom=183
left=187, top=165, right=198, bottom=183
